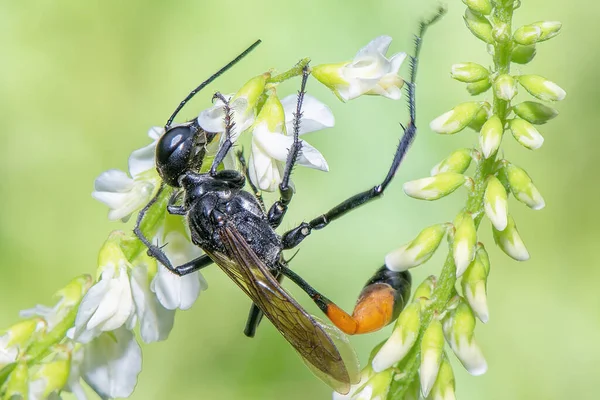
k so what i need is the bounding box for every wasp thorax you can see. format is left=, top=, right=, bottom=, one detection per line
left=156, top=123, right=206, bottom=187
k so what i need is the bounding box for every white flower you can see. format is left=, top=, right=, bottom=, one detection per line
left=248, top=92, right=331, bottom=192
left=92, top=127, right=162, bottom=221
left=313, top=36, right=406, bottom=101
left=151, top=217, right=208, bottom=311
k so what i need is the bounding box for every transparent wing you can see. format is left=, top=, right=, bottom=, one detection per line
left=206, top=225, right=359, bottom=394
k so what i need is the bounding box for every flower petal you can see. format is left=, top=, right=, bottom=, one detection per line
left=355, top=35, right=393, bottom=60
left=296, top=140, right=329, bottom=172
left=281, top=94, right=335, bottom=135
left=128, top=141, right=156, bottom=178
left=249, top=142, right=284, bottom=192
left=147, top=126, right=164, bottom=141
left=93, top=170, right=133, bottom=193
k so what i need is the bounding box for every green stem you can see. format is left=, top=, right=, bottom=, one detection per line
left=267, top=58, right=310, bottom=84
left=388, top=4, right=514, bottom=399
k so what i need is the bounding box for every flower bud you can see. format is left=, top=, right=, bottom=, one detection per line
left=29, top=358, right=71, bottom=399
left=443, top=298, right=487, bottom=376
left=254, top=89, right=285, bottom=132
left=413, top=275, right=437, bottom=301
left=513, top=24, right=542, bottom=45
left=464, top=9, right=493, bottom=43
left=504, top=162, right=545, bottom=210
left=493, top=22, right=511, bottom=43
left=431, top=149, right=473, bottom=176
left=532, top=21, right=562, bottom=42
left=513, top=101, right=558, bottom=124
left=403, top=173, right=467, bottom=201
left=372, top=302, right=421, bottom=372
left=450, top=62, right=489, bottom=83
left=452, top=212, right=477, bottom=277
left=1, top=318, right=44, bottom=365
left=4, top=360, right=29, bottom=399
left=493, top=74, right=517, bottom=101
left=385, top=224, right=450, bottom=271
left=466, top=78, right=492, bottom=95
left=429, top=355, right=456, bottom=400
left=231, top=73, right=269, bottom=110
left=468, top=102, right=491, bottom=132
left=518, top=75, right=566, bottom=102
left=463, top=0, right=492, bottom=15
left=420, top=319, right=445, bottom=397
left=484, top=175, right=508, bottom=231
left=430, top=102, right=485, bottom=134
left=509, top=118, right=544, bottom=150
left=462, top=244, right=491, bottom=323
left=479, top=115, right=503, bottom=159
left=511, top=44, right=537, bottom=64
left=493, top=215, right=530, bottom=261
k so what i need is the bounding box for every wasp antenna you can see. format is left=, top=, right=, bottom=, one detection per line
left=165, top=39, right=262, bottom=129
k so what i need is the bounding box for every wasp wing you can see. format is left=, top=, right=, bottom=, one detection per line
left=206, top=225, right=359, bottom=394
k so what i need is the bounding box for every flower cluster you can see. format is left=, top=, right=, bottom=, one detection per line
left=0, top=34, right=409, bottom=399
left=341, top=1, right=564, bottom=399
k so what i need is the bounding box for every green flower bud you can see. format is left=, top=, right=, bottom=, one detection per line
left=469, top=102, right=491, bottom=132
left=466, top=78, right=492, bottom=95
left=312, top=61, right=352, bottom=102
left=403, top=172, right=468, bottom=201
left=429, top=354, right=456, bottom=400
left=57, top=275, right=93, bottom=308
left=493, top=214, right=530, bottom=261
left=372, top=302, right=421, bottom=372
left=420, top=319, right=445, bottom=397
left=4, top=360, right=29, bottom=399
left=443, top=298, right=487, bottom=376
left=431, top=148, right=473, bottom=176
left=504, top=162, right=545, bottom=210
left=532, top=21, right=562, bottom=42
left=493, top=22, right=511, bottom=43
left=450, top=62, right=489, bottom=83
left=430, top=102, right=485, bottom=134
left=511, top=44, right=537, bottom=64
left=413, top=275, right=437, bottom=301
left=513, top=24, right=542, bottom=45
left=479, top=115, right=503, bottom=159
left=232, top=72, right=270, bottom=110
left=464, top=9, right=493, bottom=43
left=462, top=244, right=491, bottom=323
left=493, top=74, right=518, bottom=101
left=513, top=101, right=558, bottom=124
left=30, top=359, right=70, bottom=399
left=509, top=118, right=544, bottom=150
left=254, top=89, right=285, bottom=133
left=452, top=212, right=477, bottom=277
left=484, top=175, right=508, bottom=231
left=385, top=224, right=451, bottom=271
left=518, top=75, right=566, bottom=102
left=462, top=0, right=492, bottom=15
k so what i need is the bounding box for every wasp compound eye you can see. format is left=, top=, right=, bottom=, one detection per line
left=156, top=125, right=197, bottom=187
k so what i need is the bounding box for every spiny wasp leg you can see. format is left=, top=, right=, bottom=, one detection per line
left=278, top=264, right=411, bottom=335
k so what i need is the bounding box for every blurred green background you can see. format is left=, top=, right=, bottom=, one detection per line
left=0, top=0, right=596, bottom=399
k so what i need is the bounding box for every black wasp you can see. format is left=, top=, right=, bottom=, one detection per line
left=134, top=13, right=440, bottom=393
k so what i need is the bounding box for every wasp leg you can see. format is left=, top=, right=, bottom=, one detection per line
left=279, top=265, right=411, bottom=335
left=236, top=149, right=266, bottom=212
left=167, top=189, right=186, bottom=215
left=173, top=254, right=213, bottom=276
left=243, top=270, right=284, bottom=337
left=209, top=92, right=235, bottom=175
left=267, top=64, right=310, bottom=229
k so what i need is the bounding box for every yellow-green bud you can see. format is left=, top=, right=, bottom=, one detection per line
left=372, top=302, right=421, bottom=372
left=462, top=244, right=491, bottom=323
left=466, top=78, right=492, bottom=95
left=493, top=214, right=530, bottom=261
left=504, top=162, right=545, bottom=210
left=431, top=148, right=473, bottom=176
left=430, top=102, right=485, bottom=134
left=463, top=0, right=492, bottom=15
left=513, top=24, right=542, bottom=45
left=479, top=115, right=503, bottom=159
left=4, top=360, right=29, bottom=399
left=30, top=359, right=71, bottom=398
left=509, top=118, right=544, bottom=150
left=452, top=212, right=477, bottom=277
left=468, top=102, right=491, bottom=132
left=513, top=101, right=558, bottom=124
left=443, top=298, right=487, bottom=376
left=532, top=21, right=562, bottom=42
left=254, top=89, right=285, bottom=133
left=464, top=9, right=493, bottom=43
left=511, top=44, right=537, bottom=64
left=451, top=62, right=489, bottom=83
left=385, top=224, right=450, bottom=271
left=231, top=73, right=269, bottom=110
left=429, top=354, right=456, bottom=400
left=57, top=275, right=93, bottom=308
left=413, top=275, right=437, bottom=301
left=494, top=74, right=518, bottom=101
left=312, top=61, right=352, bottom=102
left=518, top=75, right=566, bottom=102
left=420, top=319, right=446, bottom=397
left=484, top=175, right=508, bottom=231
left=403, top=172, right=468, bottom=201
